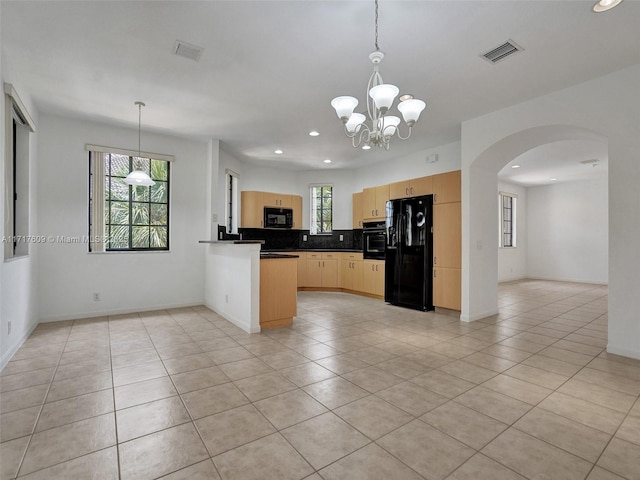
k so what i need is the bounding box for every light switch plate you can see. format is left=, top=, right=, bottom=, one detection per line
left=339, top=235, right=344, bottom=241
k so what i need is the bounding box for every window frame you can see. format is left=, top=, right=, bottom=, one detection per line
left=499, top=192, right=517, bottom=248
left=225, top=169, right=239, bottom=235
left=309, top=184, right=333, bottom=235
left=88, top=149, right=172, bottom=253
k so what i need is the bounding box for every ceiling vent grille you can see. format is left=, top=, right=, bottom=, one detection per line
left=173, top=40, right=204, bottom=62
left=481, top=40, right=523, bottom=64
left=580, top=159, right=600, bottom=166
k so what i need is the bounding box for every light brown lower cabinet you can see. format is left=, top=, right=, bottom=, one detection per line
left=282, top=252, right=306, bottom=287
left=305, top=252, right=338, bottom=288
left=362, top=260, right=385, bottom=297
left=260, top=257, right=297, bottom=329
left=340, top=253, right=363, bottom=291
left=433, top=267, right=461, bottom=310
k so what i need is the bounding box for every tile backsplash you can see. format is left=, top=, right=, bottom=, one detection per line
left=218, top=226, right=362, bottom=251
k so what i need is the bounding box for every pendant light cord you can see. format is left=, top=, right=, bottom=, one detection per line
left=138, top=103, right=142, bottom=158
left=374, top=0, right=379, bottom=51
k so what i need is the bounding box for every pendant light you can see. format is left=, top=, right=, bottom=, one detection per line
left=124, top=101, right=155, bottom=187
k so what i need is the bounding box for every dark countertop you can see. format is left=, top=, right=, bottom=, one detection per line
left=260, top=253, right=300, bottom=259
left=263, top=248, right=362, bottom=253
left=199, top=240, right=265, bottom=245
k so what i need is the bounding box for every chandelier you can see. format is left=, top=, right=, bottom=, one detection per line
left=331, top=0, right=426, bottom=150
left=124, top=101, right=155, bottom=187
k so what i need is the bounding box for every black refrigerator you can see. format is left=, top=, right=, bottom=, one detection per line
left=385, top=195, right=434, bottom=311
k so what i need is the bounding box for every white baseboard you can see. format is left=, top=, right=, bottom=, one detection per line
left=1, top=322, right=38, bottom=371
left=38, top=301, right=205, bottom=323
left=526, top=275, right=608, bottom=286
left=606, top=344, right=640, bottom=361
left=460, top=308, right=500, bottom=323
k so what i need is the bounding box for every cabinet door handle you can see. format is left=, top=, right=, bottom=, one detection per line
left=434, top=256, right=437, bottom=265
left=405, top=187, right=409, bottom=195
left=318, top=261, right=321, bottom=267
left=372, top=209, right=375, bottom=216
left=410, top=187, right=414, bottom=194
left=323, top=261, right=325, bottom=267
left=434, top=194, right=437, bottom=202
left=434, top=270, right=437, bottom=278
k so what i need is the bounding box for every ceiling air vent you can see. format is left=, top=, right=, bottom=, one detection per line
left=481, top=40, right=523, bottom=64
left=580, top=159, right=600, bottom=166
left=173, top=40, right=204, bottom=62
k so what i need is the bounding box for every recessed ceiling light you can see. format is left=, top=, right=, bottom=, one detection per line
left=309, top=131, right=320, bottom=137
left=274, top=149, right=283, bottom=155
left=511, top=165, right=521, bottom=169
left=362, top=145, right=371, bottom=150
left=593, top=0, right=622, bottom=12
left=399, top=94, right=414, bottom=102
left=550, top=178, right=558, bottom=181
left=323, top=159, right=332, bottom=164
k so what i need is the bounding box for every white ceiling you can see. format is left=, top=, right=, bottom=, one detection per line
left=2, top=1, right=639, bottom=178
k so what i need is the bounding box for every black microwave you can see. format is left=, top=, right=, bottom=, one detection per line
left=264, top=207, right=293, bottom=229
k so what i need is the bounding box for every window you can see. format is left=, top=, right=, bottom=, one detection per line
left=225, top=169, right=239, bottom=234
left=4, top=84, right=34, bottom=260
left=499, top=192, right=516, bottom=248
left=89, top=150, right=170, bottom=252
left=310, top=185, right=332, bottom=234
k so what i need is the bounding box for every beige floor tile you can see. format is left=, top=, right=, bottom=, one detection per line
left=504, top=363, right=569, bottom=389
left=616, top=414, right=640, bottom=446
left=46, top=371, right=112, bottom=403
left=446, top=453, right=527, bottom=480
left=302, top=377, right=369, bottom=409
left=480, top=374, right=553, bottom=405
left=259, top=350, right=310, bottom=370
left=374, top=356, right=430, bottom=379
left=216, top=358, right=273, bottom=380
left=254, top=389, right=328, bottom=430
left=0, top=368, right=55, bottom=393
left=10, top=344, right=64, bottom=362
left=170, top=366, right=229, bottom=394
left=462, top=352, right=517, bottom=373
left=334, top=395, right=413, bottom=440
left=573, top=367, right=640, bottom=396
left=157, top=342, right=203, bottom=360
left=118, top=423, right=209, bottom=480
left=347, top=347, right=397, bottom=365
left=377, top=419, right=474, bottom=480
left=195, top=404, right=275, bottom=456
left=112, top=361, right=167, bottom=387
left=159, top=459, right=221, bottom=480
left=403, top=350, right=452, bottom=369
left=421, top=401, right=508, bottom=449
left=163, top=353, right=215, bottom=375
left=213, top=433, right=313, bottom=480
left=498, top=337, right=547, bottom=354
left=197, top=337, right=240, bottom=352
left=539, top=391, right=625, bottom=434
left=558, top=378, right=637, bottom=413
left=376, top=381, right=448, bottom=416
left=116, top=396, right=191, bottom=442
left=319, top=443, right=423, bottom=480
left=538, top=346, right=595, bottom=366
left=181, top=383, right=249, bottom=420
left=522, top=354, right=583, bottom=376
left=342, top=366, right=404, bottom=393
left=454, top=386, right=532, bottom=424
left=278, top=362, right=335, bottom=387
left=0, top=407, right=40, bottom=442
left=429, top=342, right=477, bottom=359
left=0, top=435, right=30, bottom=480
left=586, top=467, right=627, bottom=480
left=20, top=413, right=116, bottom=475
left=439, top=361, right=498, bottom=384
left=514, top=407, right=611, bottom=462
left=36, top=389, right=113, bottom=432
left=281, top=412, right=369, bottom=470
left=0, top=384, right=48, bottom=415
left=114, top=376, right=177, bottom=410
left=482, top=428, right=592, bottom=480
left=207, top=346, right=255, bottom=365
left=588, top=357, right=640, bottom=382
left=410, top=370, right=475, bottom=398
left=0, top=354, right=60, bottom=377
left=597, top=437, right=640, bottom=480
left=111, top=349, right=160, bottom=369
left=53, top=360, right=112, bottom=382
left=233, top=372, right=297, bottom=402
left=553, top=339, right=604, bottom=356
left=17, top=446, right=118, bottom=480
left=314, top=353, right=371, bottom=374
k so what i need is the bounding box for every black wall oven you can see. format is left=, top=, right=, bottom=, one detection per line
left=363, top=221, right=386, bottom=259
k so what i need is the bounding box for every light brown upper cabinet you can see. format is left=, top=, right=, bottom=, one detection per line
left=240, top=191, right=264, bottom=228
left=389, top=175, right=433, bottom=200
left=432, top=170, right=461, bottom=204
left=352, top=192, right=363, bottom=229
left=362, top=184, right=389, bottom=221
left=291, top=195, right=302, bottom=229
left=263, top=192, right=292, bottom=208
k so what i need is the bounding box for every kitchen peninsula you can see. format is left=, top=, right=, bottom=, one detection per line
left=200, top=240, right=298, bottom=333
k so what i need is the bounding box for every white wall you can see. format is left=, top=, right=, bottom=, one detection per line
left=527, top=178, right=608, bottom=284
left=1, top=27, right=42, bottom=368
left=36, top=114, right=209, bottom=322
left=462, top=64, right=640, bottom=358
left=498, top=180, right=527, bottom=282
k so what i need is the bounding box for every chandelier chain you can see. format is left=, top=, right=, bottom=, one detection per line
left=374, top=0, right=379, bottom=51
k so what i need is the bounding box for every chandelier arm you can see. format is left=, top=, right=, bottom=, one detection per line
left=396, top=125, right=413, bottom=141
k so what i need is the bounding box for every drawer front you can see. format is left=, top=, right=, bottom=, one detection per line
left=322, top=252, right=338, bottom=260
left=307, top=252, right=321, bottom=259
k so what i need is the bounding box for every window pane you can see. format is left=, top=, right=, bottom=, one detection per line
left=151, top=181, right=168, bottom=203
left=150, top=226, right=168, bottom=248
left=132, top=226, right=150, bottom=248
left=108, top=225, right=129, bottom=249
left=132, top=185, right=150, bottom=202
left=109, top=177, right=129, bottom=201
left=131, top=202, right=150, bottom=225
left=150, top=204, right=167, bottom=225
left=110, top=202, right=129, bottom=225
left=109, top=154, right=130, bottom=177
left=132, top=156, right=151, bottom=173
left=151, top=159, right=168, bottom=181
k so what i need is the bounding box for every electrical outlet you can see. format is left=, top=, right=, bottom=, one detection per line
left=8, top=321, right=11, bottom=335
left=93, top=293, right=100, bottom=302
left=339, top=235, right=344, bottom=242
left=219, top=231, right=223, bottom=240
left=303, top=234, right=308, bottom=242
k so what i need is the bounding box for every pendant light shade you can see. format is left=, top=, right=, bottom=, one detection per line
left=397, top=99, right=426, bottom=126
left=331, top=96, right=359, bottom=122
left=368, top=84, right=399, bottom=113
left=345, top=113, right=366, bottom=134
left=124, top=101, right=155, bottom=187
